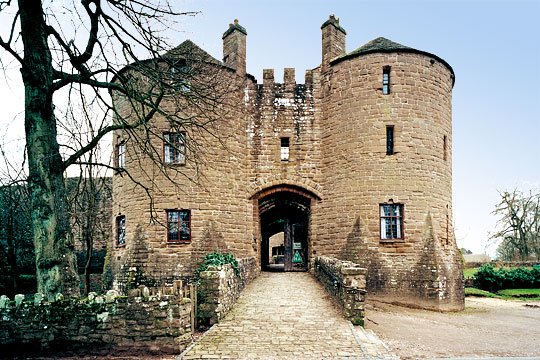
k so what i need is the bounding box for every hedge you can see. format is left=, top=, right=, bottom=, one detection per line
left=474, top=264, right=540, bottom=291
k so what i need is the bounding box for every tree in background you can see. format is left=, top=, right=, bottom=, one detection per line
left=491, top=189, right=540, bottom=261
left=0, top=185, right=34, bottom=296
left=0, top=1, right=235, bottom=300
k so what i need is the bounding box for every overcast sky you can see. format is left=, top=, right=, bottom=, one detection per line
left=1, top=0, right=539, bottom=256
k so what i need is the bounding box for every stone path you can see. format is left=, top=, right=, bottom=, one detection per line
left=181, top=272, right=398, bottom=360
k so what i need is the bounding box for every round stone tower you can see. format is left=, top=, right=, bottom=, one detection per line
left=318, top=21, right=463, bottom=310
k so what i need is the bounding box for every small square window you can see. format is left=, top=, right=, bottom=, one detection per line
left=116, top=215, right=126, bottom=246
left=163, top=132, right=186, bottom=165
left=380, top=204, right=404, bottom=240
left=281, top=137, right=290, bottom=161
left=167, top=209, right=191, bottom=242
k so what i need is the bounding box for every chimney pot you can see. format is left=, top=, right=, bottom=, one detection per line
left=229, top=23, right=232, bottom=27
left=234, top=19, right=239, bottom=24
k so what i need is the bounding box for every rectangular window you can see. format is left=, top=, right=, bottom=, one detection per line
left=170, top=62, right=191, bottom=91
left=116, top=142, right=125, bottom=168
left=443, top=135, right=447, bottom=161
left=164, top=132, right=186, bottom=165
left=281, top=137, right=290, bottom=161
left=116, top=215, right=126, bottom=246
left=380, top=204, right=403, bottom=240
left=167, top=210, right=191, bottom=242
left=386, top=126, right=394, bottom=155
left=382, top=66, right=391, bottom=95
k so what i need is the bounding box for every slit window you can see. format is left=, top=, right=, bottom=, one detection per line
left=116, top=142, right=125, bottom=168
left=382, top=66, right=391, bottom=95
left=386, top=126, right=394, bottom=155
left=116, top=215, right=126, bottom=246
left=164, top=132, right=186, bottom=165
left=380, top=204, right=403, bottom=240
left=443, top=135, right=447, bottom=161
left=167, top=210, right=191, bottom=242
left=281, top=137, right=290, bottom=161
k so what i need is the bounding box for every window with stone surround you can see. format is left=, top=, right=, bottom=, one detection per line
left=116, top=215, right=126, bottom=246
left=116, top=142, right=125, bottom=169
left=170, top=60, right=191, bottom=92
left=281, top=137, right=290, bottom=161
left=167, top=210, right=191, bottom=242
left=382, top=66, right=391, bottom=95
left=163, top=132, right=186, bottom=165
left=380, top=203, right=403, bottom=240
left=386, top=125, right=394, bottom=155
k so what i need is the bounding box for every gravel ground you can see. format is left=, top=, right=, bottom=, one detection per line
left=365, top=297, right=540, bottom=359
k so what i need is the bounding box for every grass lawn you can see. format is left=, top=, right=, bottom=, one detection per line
left=497, top=289, right=540, bottom=297
left=465, top=287, right=540, bottom=301
left=463, top=268, right=478, bottom=278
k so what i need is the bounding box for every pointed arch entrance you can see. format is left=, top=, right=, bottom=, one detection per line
left=251, top=185, right=319, bottom=272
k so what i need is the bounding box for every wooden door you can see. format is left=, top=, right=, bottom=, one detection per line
left=284, top=220, right=293, bottom=271
left=291, top=223, right=307, bottom=269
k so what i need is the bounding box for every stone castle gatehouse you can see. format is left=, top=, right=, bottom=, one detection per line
left=110, top=15, right=464, bottom=311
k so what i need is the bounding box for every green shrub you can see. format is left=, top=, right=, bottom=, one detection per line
left=195, top=251, right=241, bottom=278
left=474, top=264, right=540, bottom=291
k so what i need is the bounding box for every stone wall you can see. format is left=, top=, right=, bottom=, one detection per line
left=321, top=50, right=464, bottom=311
left=0, top=285, right=192, bottom=355
left=198, top=257, right=257, bottom=325
left=313, top=256, right=366, bottom=326
left=109, top=16, right=465, bottom=312
left=110, top=54, right=255, bottom=285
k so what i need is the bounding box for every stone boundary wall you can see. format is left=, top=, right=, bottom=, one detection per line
left=0, top=285, right=192, bottom=355
left=198, top=257, right=258, bottom=325
left=313, top=256, right=367, bottom=326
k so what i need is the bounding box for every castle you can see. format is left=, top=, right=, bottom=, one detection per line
left=110, top=15, right=464, bottom=311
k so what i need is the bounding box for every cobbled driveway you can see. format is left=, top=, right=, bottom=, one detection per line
left=181, top=272, right=397, bottom=360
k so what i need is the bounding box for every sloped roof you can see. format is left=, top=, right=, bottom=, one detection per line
left=331, top=36, right=455, bottom=85
left=347, top=37, right=413, bottom=55
left=164, top=39, right=222, bottom=65
left=222, top=22, right=247, bottom=39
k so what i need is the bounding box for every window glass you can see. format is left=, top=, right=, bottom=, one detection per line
left=386, top=126, right=394, bottom=155
left=117, top=215, right=126, bottom=245
left=380, top=204, right=403, bottom=240
left=164, top=132, right=186, bottom=164
left=382, top=66, right=390, bottom=95
left=281, top=137, right=290, bottom=161
left=167, top=209, right=190, bottom=242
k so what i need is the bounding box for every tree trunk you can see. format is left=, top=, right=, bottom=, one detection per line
left=19, top=0, right=80, bottom=300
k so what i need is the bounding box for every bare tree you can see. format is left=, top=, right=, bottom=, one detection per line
left=490, top=189, right=540, bottom=261
left=0, top=1, right=237, bottom=300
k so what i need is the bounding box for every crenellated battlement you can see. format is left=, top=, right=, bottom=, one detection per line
left=254, top=68, right=317, bottom=106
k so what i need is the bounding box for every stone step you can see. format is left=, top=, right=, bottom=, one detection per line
left=351, top=324, right=400, bottom=360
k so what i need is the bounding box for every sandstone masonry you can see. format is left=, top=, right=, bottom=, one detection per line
left=110, top=15, right=464, bottom=311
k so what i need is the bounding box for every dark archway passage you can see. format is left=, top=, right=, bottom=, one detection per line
left=258, top=191, right=311, bottom=271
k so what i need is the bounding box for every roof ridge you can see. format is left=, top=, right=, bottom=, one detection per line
left=164, top=39, right=221, bottom=65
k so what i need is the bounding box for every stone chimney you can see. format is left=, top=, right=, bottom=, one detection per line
left=321, top=14, right=346, bottom=73
left=222, top=19, right=247, bottom=76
